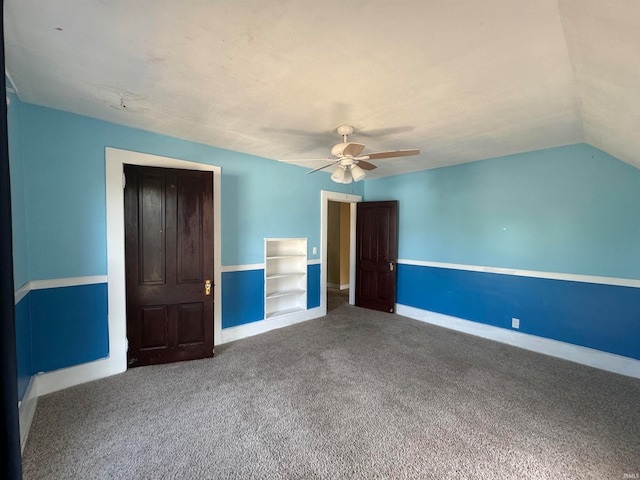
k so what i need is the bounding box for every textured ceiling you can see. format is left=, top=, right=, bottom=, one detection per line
left=4, top=1, right=640, bottom=178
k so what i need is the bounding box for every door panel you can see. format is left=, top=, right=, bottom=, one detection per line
left=177, top=303, right=205, bottom=345
left=355, top=201, right=398, bottom=313
left=177, top=175, right=204, bottom=283
left=139, top=306, right=168, bottom=350
left=139, top=176, right=166, bottom=284
left=125, top=165, right=214, bottom=367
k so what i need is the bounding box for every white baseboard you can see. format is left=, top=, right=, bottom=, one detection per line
left=396, top=304, right=640, bottom=379
left=33, top=354, right=127, bottom=398
left=18, top=376, right=38, bottom=454
left=220, top=307, right=323, bottom=344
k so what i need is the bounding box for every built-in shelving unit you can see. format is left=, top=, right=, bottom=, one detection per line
left=265, top=238, right=307, bottom=319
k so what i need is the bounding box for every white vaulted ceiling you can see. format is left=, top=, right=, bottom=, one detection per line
left=4, top=1, right=640, bottom=178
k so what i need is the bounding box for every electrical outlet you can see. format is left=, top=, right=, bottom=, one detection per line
left=511, top=318, right=520, bottom=329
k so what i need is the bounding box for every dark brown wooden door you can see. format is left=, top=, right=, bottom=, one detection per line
left=124, top=165, right=214, bottom=367
left=355, top=201, right=398, bottom=313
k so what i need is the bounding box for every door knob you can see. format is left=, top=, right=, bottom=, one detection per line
left=205, top=279, right=212, bottom=296
left=389, top=262, right=395, bottom=271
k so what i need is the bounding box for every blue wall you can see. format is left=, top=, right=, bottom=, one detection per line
left=221, top=264, right=321, bottom=329
left=11, top=99, right=640, bottom=394
left=7, top=91, right=34, bottom=400
left=14, top=296, right=32, bottom=400
left=7, top=91, right=28, bottom=289
left=20, top=103, right=363, bottom=274
left=221, top=269, right=265, bottom=329
left=307, top=264, right=321, bottom=309
left=398, top=264, right=640, bottom=360
left=30, top=283, right=109, bottom=372
left=366, top=144, right=640, bottom=360
left=366, top=144, right=640, bottom=280
left=10, top=102, right=363, bottom=388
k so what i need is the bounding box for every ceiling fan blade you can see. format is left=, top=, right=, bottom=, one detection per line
left=356, top=160, right=377, bottom=171
left=306, top=161, right=339, bottom=174
left=364, top=149, right=420, bottom=160
left=342, top=142, right=365, bottom=157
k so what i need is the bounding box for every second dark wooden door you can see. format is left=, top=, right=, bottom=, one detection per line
left=124, top=165, right=214, bottom=367
left=355, top=201, right=398, bottom=313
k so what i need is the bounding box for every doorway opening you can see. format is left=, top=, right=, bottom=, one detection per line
left=320, top=190, right=361, bottom=316
left=327, top=200, right=351, bottom=311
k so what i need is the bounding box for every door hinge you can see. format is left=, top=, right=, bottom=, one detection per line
left=122, top=172, right=126, bottom=189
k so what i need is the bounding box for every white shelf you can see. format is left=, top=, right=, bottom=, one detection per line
left=266, top=272, right=306, bottom=280
left=265, top=307, right=305, bottom=319
left=265, top=238, right=307, bottom=320
left=266, top=289, right=306, bottom=300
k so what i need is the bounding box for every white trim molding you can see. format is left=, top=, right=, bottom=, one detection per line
left=320, top=190, right=361, bottom=315
left=221, top=306, right=323, bottom=344
left=397, top=304, right=640, bottom=379
left=14, top=283, right=29, bottom=304
left=14, top=275, right=108, bottom=304
left=105, top=147, right=223, bottom=382
left=220, top=263, right=264, bottom=273
left=219, top=259, right=320, bottom=274
left=5, top=68, right=19, bottom=93
left=28, top=275, right=108, bottom=290
left=18, top=376, right=37, bottom=453
left=32, top=354, right=112, bottom=397
left=398, top=259, right=640, bottom=289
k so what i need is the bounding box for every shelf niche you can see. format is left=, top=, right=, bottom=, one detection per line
left=264, top=238, right=308, bottom=319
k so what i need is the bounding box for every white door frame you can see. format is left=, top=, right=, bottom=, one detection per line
left=320, top=190, right=361, bottom=315
left=105, top=147, right=222, bottom=375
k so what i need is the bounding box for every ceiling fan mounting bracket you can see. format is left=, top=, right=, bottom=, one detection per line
left=336, top=125, right=354, bottom=137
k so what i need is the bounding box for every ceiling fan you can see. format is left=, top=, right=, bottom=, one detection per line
left=294, top=125, right=420, bottom=184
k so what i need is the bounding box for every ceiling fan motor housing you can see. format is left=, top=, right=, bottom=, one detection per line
left=331, top=142, right=352, bottom=157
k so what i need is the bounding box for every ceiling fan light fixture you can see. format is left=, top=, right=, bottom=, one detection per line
left=331, top=165, right=353, bottom=184
left=331, top=165, right=347, bottom=183
left=350, top=164, right=366, bottom=182
left=342, top=168, right=353, bottom=184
